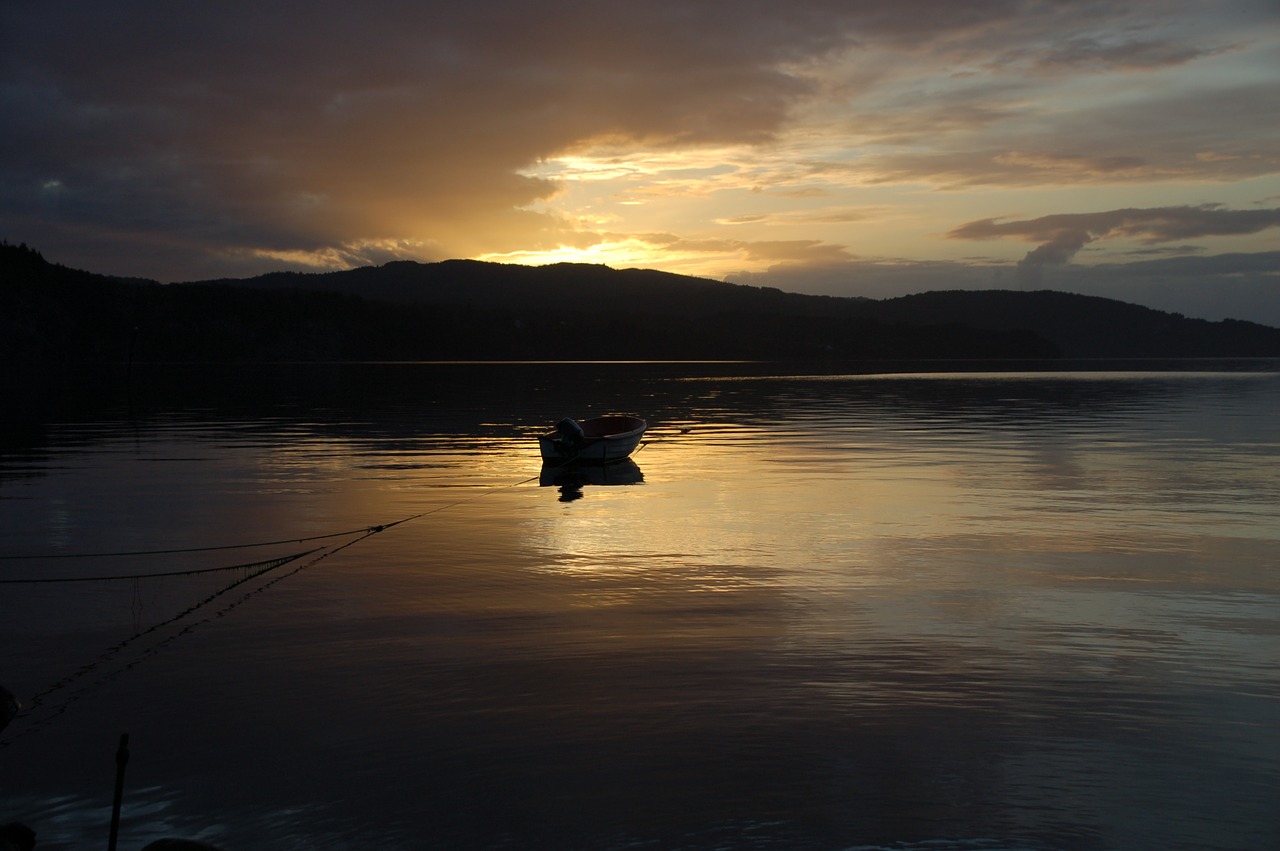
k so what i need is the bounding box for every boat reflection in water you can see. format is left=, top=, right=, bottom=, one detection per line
left=539, top=458, right=644, bottom=501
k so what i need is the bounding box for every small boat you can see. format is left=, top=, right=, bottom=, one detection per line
left=538, top=415, right=647, bottom=463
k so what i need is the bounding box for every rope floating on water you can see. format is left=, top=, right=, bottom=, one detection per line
left=0, top=548, right=326, bottom=584
left=0, top=464, right=565, bottom=564
left=1, top=425, right=687, bottom=565
left=0, top=542, right=364, bottom=747
left=0, top=437, right=687, bottom=747
left=0, top=526, right=388, bottom=560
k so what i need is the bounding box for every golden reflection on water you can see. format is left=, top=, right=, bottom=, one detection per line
left=4, top=366, right=1279, bottom=850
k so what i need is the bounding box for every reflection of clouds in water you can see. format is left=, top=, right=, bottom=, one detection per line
left=3, top=364, right=1278, bottom=851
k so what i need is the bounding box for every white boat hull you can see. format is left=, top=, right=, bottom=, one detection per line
left=538, top=415, right=647, bottom=463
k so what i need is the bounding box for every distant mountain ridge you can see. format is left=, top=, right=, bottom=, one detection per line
left=198, top=259, right=833, bottom=316
left=194, top=256, right=1280, bottom=359
left=5, top=243, right=1280, bottom=365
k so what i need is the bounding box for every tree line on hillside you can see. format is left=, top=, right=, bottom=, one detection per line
left=4, top=241, right=1279, bottom=370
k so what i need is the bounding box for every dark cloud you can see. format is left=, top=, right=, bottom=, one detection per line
left=849, top=74, right=1280, bottom=188
left=3, top=0, right=869, bottom=276
left=0, top=4, right=1146, bottom=259
left=1120, top=244, right=1207, bottom=257
left=1016, top=34, right=1215, bottom=72
left=948, top=205, right=1280, bottom=284
left=949, top=206, right=1280, bottom=244
left=1014, top=230, right=1096, bottom=284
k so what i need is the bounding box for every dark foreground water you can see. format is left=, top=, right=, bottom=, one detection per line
left=2, top=361, right=1278, bottom=851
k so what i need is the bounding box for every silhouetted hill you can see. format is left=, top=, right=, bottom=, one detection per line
left=198, top=257, right=1280, bottom=359
left=864, top=290, right=1280, bottom=358
left=5, top=243, right=1280, bottom=368
left=196, top=259, right=844, bottom=319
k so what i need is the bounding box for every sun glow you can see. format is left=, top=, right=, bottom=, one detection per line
left=496, top=142, right=856, bottom=276
left=526, top=145, right=753, bottom=185
left=478, top=242, right=650, bottom=268
left=475, top=239, right=734, bottom=278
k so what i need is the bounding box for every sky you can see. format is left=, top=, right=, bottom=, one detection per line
left=3, top=0, right=1279, bottom=324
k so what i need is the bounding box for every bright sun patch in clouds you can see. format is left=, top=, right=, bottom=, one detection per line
left=3, top=0, right=1279, bottom=323
left=526, top=145, right=768, bottom=204
left=479, top=240, right=663, bottom=270
left=478, top=235, right=747, bottom=279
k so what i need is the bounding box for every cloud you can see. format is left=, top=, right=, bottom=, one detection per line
left=716, top=207, right=881, bottom=227
left=740, top=240, right=857, bottom=265
left=826, top=45, right=1280, bottom=187
left=1120, top=244, right=1207, bottom=258
left=948, top=206, right=1280, bottom=244
left=948, top=205, right=1280, bottom=284
left=1014, top=230, right=1097, bottom=283
left=624, top=234, right=858, bottom=266
left=2, top=0, right=1278, bottom=285
left=4, top=0, right=866, bottom=276
left=1013, top=34, right=1217, bottom=73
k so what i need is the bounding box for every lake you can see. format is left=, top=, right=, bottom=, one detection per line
left=2, top=361, right=1278, bottom=851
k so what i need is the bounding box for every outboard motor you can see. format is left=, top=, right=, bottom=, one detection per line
left=555, top=417, right=585, bottom=450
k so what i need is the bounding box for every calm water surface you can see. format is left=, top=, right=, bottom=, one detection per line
left=2, top=362, right=1278, bottom=851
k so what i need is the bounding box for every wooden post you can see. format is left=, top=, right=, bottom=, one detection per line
left=108, top=733, right=129, bottom=851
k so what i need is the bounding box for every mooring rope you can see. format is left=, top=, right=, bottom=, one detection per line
left=0, top=547, right=327, bottom=584
left=1, top=424, right=689, bottom=564
left=0, top=440, right=680, bottom=746
left=379, top=471, right=544, bottom=527
left=0, top=468, right=560, bottom=564
left=1, top=545, right=333, bottom=746
left=0, top=526, right=387, bottom=560
left=0, top=469, right=555, bottom=746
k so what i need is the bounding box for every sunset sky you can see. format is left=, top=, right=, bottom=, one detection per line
left=3, top=1, right=1279, bottom=323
